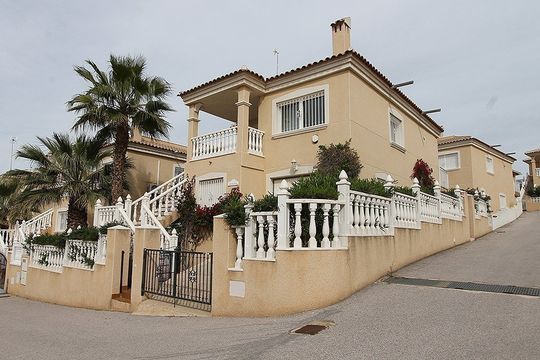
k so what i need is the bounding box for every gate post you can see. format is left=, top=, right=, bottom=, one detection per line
left=130, top=225, right=161, bottom=310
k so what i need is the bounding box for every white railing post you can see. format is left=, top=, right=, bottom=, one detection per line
left=321, top=203, right=331, bottom=248
left=140, top=193, right=150, bottom=226
left=332, top=204, right=341, bottom=247
left=170, top=228, right=178, bottom=249
left=266, top=215, right=276, bottom=259
left=124, top=194, right=132, bottom=220
left=234, top=227, right=244, bottom=270
left=433, top=180, right=442, bottom=222
left=256, top=216, right=266, bottom=259
left=115, top=197, right=123, bottom=222
left=276, top=180, right=290, bottom=249
left=308, top=203, right=317, bottom=248
left=412, top=178, right=421, bottom=227
left=336, top=170, right=351, bottom=238
left=293, top=203, right=303, bottom=248
left=454, top=185, right=463, bottom=215
left=244, top=202, right=255, bottom=258
left=93, top=199, right=102, bottom=227
left=384, top=175, right=396, bottom=234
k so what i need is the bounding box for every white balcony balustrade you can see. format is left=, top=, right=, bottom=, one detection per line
left=247, top=127, right=264, bottom=156
left=191, top=126, right=264, bottom=160
left=440, top=193, right=462, bottom=221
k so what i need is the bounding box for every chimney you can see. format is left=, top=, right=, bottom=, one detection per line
left=331, top=17, right=351, bottom=56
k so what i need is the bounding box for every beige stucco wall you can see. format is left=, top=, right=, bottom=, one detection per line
left=444, top=145, right=516, bottom=213
left=211, top=201, right=474, bottom=317
left=188, top=70, right=440, bottom=198
left=524, top=199, right=540, bottom=212
left=127, top=150, right=185, bottom=199
left=4, top=227, right=131, bottom=310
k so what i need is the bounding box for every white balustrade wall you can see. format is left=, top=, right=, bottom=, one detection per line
left=286, top=199, right=344, bottom=249
left=349, top=191, right=392, bottom=236
left=18, top=208, right=53, bottom=238
left=418, top=192, right=442, bottom=224
left=440, top=193, right=462, bottom=221
left=129, top=173, right=186, bottom=224
left=192, top=127, right=237, bottom=160
left=224, top=172, right=475, bottom=274
left=247, top=127, right=264, bottom=156
left=30, top=245, right=64, bottom=272
left=191, top=126, right=265, bottom=161
left=244, top=211, right=278, bottom=260
left=0, top=229, right=15, bottom=253
left=392, top=192, right=420, bottom=229
left=475, top=199, right=489, bottom=217
left=531, top=197, right=540, bottom=203
left=64, top=240, right=99, bottom=270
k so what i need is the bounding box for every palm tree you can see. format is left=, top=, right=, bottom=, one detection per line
left=67, top=55, right=173, bottom=201
left=0, top=177, right=32, bottom=228
left=8, top=133, right=110, bottom=229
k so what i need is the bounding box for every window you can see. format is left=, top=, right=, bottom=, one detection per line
left=389, top=114, right=404, bottom=147
left=486, top=156, right=494, bottom=174
left=173, top=165, right=184, bottom=177
left=57, top=210, right=68, bottom=232
left=272, top=176, right=305, bottom=195
left=499, top=193, right=507, bottom=209
left=439, top=152, right=460, bottom=170
left=197, top=177, right=225, bottom=206
left=536, top=168, right=540, bottom=177
left=277, top=91, right=325, bottom=133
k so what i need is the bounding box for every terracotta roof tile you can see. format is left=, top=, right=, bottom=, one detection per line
left=525, top=148, right=540, bottom=155
left=133, top=136, right=187, bottom=155
left=178, top=68, right=265, bottom=97
left=438, top=135, right=472, bottom=145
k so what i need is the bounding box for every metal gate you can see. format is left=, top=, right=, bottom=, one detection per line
left=141, top=249, right=213, bottom=306
left=0, top=253, right=6, bottom=291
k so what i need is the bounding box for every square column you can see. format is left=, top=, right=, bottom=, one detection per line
left=187, top=103, right=202, bottom=161
left=236, top=87, right=251, bottom=160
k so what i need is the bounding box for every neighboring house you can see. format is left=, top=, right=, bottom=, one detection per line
left=438, top=135, right=517, bottom=213
left=523, top=148, right=540, bottom=211
left=179, top=17, right=444, bottom=204
left=47, top=132, right=187, bottom=233
left=524, top=148, right=540, bottom=188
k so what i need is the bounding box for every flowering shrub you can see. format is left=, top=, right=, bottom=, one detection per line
left=411, top=159, right=435, bottom=189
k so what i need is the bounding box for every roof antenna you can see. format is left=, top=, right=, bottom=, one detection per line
left=273, top=49, right=279, bottom=75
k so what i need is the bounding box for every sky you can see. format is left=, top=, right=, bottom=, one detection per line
left=1, top=0, right=539, bottom=175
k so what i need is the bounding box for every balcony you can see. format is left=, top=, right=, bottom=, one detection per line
left=191, top=126, right=264, bottom=160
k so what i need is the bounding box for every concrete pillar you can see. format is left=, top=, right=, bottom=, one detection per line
left=187, top=104, right=202, bottom=160
left=130, top=226, right=161, bottom=309
left=236, top=87, right=251, bottom=160
left=105, top=226, right=131, bottom=296
left=532, top=159, right=537, bottom=187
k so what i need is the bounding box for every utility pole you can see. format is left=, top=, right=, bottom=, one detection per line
left=10, top=137, right=16, bottom=170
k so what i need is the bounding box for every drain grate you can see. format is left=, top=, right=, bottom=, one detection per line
left=292, top=324, right=327, bottom=335
left=385, top=277, right=540, bottom=297
left=291, top=320, right=334, bottom=335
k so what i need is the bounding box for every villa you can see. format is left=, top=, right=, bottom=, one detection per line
left=0, top=17, right=529, bottom=317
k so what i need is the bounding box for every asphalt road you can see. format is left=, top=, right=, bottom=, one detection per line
left=2, top=212, right=539, bottom=360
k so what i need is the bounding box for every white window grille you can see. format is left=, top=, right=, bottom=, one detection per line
left=486, top=156, right=494, bottom=174
left=277, top=91, right=325, bottom=133
left=536, top=168, right=540, bottom=177
left=389, top=114, right=404, bottom=147
left=57, top=210, right=68, bottom=232
left=439, top=152, right=460, bottom=170
left=197, top=178, right=225, bottom=207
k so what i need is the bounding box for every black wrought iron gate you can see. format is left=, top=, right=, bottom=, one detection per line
left=0, top=253, right=6, bottom=291
left=141, top=249, right=213, bottom=306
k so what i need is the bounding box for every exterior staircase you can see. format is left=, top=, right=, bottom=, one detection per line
left=93, top=172, right=187, bottom=249
left=1, top=208, right=53, bottom=254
